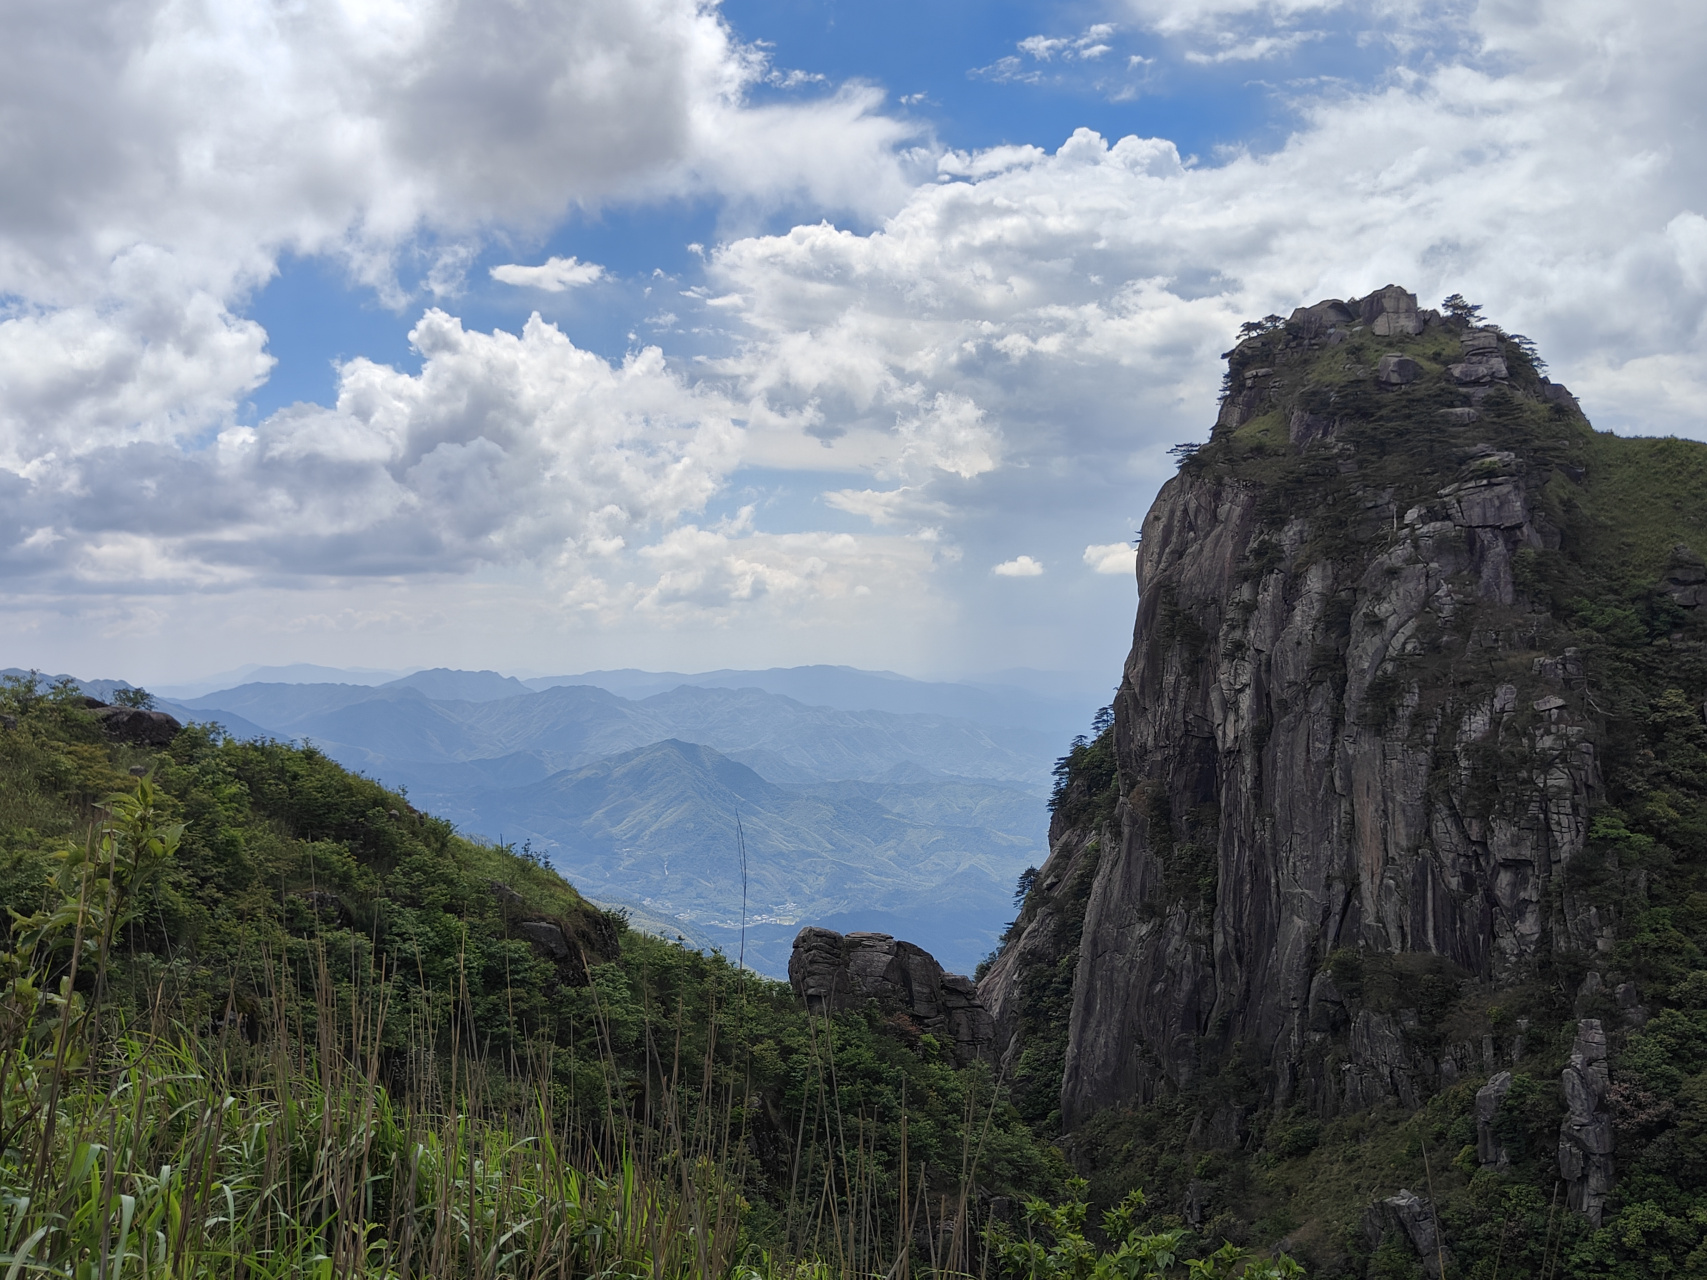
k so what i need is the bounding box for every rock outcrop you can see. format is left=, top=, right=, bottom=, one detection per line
left=87, top=702, right=182, bottom=747
left=1558, top=1019, right=1614, bottom=1226
left=1363, top=1190, right=1452, bottom=1279
left=1475, top=1070, right=1512, bottom=1168
left=979, top=286, right=1651, bottom=1144
left=789, top=927, right=994, bottom=1065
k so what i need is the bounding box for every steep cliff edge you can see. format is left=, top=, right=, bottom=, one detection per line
left=981, top=287, right=1707, bottom=1272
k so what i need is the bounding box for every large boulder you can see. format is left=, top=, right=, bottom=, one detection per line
left=1449, top=330, right=1509, bottom=384
left=89, top=704, right=182, bottom=747
left=1475, top=1070, right=1513, bottom=1167
left=1377, top=354, right=1421, bottom=386
left=788, top=926, right=994, bottom=1065
left=1363, top=1190, right=1453, bottom=1279
left=1359, top=284, right=1424, bottom=337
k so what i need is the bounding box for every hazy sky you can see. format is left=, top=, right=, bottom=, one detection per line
left=3, top=0, right=1704, bottom=685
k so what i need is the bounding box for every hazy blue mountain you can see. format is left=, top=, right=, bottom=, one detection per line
left=178, top=681, right=1056, bottom=786
left=80, top=664, right=1072, bottom=976
left=157, top=663, right=405, bottom=698
left=381, top=668, right=531, bottom=702
left=0, top=667, right=282, bottom=743
left=451, top=739, right=1037, bottom=977
left=2, top=668, right=142, bottom=702
left=526, top=665, right=1098, bottom=738
left=155, top=700, right=279, bottom=744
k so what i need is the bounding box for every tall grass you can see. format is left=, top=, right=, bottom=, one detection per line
left=0, top=775, right=1299, bottom=1280
left=0, top=780, right=1010, bottom=1280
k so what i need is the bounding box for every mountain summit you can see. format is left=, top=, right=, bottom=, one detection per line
left=981, top=287, right=1707, bottom=1263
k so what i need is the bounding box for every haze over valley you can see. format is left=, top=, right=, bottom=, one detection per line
left=12, top=663, right=1099, bottom=976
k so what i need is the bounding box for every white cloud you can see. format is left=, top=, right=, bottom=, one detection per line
left=993, top=556, right=1044, bottom=577
left=1017, top=25, right=1119, bottom=61
left=1084, top=542, right=1136, bottom=575
left=1182, top=30, right=1322, bottom=61
left=0, top=0, right=923, bottom=484
left=823, top=487, right=950, bottom=525
left=977, top=24, right=1121, bottom=82
left=490, top=256, right=606, bottom=291
left=10, top=0, right=1707, bottom=676
left=632, top=517, right=949, bottom=622
left=710, top=0, right=1707, bottom=505
left=1116, top=0, right=1347, bottom=40
left=892, top=393, right=1001, bottom=481
left=3, top=309, right=742, bottom=586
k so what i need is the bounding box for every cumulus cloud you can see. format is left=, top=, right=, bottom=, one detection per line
left=10, top=0, right=1707, bottom=670
left=490, top=257, right=606, bottom=291
left=2, top=310, right=741, bottom=585
left=711, top=0, right=1707, bottom=508
left=1115, top=0, right=1347, bottom=40
left=1084, top=543, right=1137, bottom=575
left=0, top=0, right=923, bottom=487
left=975, top=24, right=1122, bottom=82
left=1018, top=25, right=1118, bottom=61
left=631, top=514, right=951, bottom=623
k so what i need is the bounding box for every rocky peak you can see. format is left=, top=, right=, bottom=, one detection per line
left=981, top=285, right=1707, bottom=1156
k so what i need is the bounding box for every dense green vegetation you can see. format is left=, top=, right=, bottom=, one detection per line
left=0, top=675, right=1307, bottom=1277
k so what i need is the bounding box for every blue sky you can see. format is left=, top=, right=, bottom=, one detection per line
left=244, top=0, right=1382, bottom=416
left=2, top=0, right=1705, bottom=687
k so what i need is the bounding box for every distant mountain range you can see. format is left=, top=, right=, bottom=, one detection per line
left=168, top=679, right=1061, bottom=785
left=446, top=738, right=1041, bottom=975
left=6, top=663, right=1098, bottom=976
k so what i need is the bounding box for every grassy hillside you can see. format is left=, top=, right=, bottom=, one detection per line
left=0, top=675, right=1084, bottom=1278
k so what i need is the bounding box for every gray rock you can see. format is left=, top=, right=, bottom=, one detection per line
left=1377, top=354, right=1421, bottom=387
left=1449, top=333, right=1509, bottom=384
left=1360, top=285, right=1424, bottom=337
left=790, top=926, right=994, bottom=1065
left=1449, top=358, right=1508, bottom=384
left=1288, top=410, right=1334, bottom=447
left=1363, top=1190, right=1452, bottom=1279
left=516, top=919, right=571, bottom=961
left=975, top=289, right=1599, bottom=1133
left=89, top=705, right=182, bottom=747
left=1288, top=299, right=1357, bottom=340
left=490, top=881, right=527, bottom=911
left=1615, top=982, right=1649, bottom=1028
left=1663, top=545, right=1707, bottom=609
left=1439, top=407, right=1480, bottom=424
left=1476, top=1070, right=1512, bottom=1167
left=1558, top=1018, right=1614, bottom=1226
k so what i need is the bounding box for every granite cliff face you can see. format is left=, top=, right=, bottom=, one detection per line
left=979, top=287, right=1707, bottom=1243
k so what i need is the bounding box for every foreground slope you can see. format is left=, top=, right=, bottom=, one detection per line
left=983, top=287, right=1707, bottom=1276
left=0, top=676, right=1060, bottom=1277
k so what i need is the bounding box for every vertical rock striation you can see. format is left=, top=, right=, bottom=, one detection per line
left=981, top=286, right=1670, bottom=1143
left=1558, top=1019, right=1614, bottom=1226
